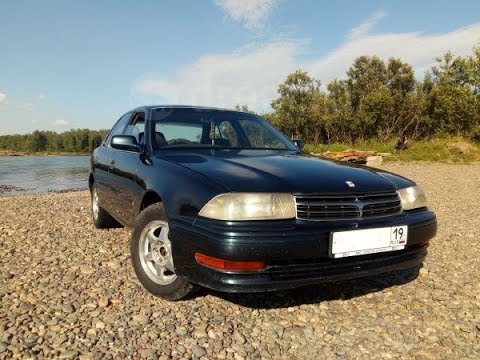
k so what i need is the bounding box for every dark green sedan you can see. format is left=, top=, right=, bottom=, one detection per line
left=89, top=106, right=437, bottom=300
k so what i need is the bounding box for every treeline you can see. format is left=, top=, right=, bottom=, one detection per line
left=256, top=46, right=480, bottom=143
left=0, top=129, right=108, bottom=153
left=2, top=47, right=480, bottom=153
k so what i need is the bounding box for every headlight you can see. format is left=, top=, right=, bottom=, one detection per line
left=198, top=193, right=296, bottom=221
left=396, top=185, right=427, bottom=210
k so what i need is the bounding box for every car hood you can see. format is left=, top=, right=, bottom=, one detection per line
left=157, top=150, right=413, bottom=193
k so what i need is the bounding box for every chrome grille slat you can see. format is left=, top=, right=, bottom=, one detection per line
left=364, top=205, right=401, bottom=212
left=297, top=208, right=359, bottom=214
left=296, top=198, right=399, bottom=206
left=295, top=191, right=402, bottom=220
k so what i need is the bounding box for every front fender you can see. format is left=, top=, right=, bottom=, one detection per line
left=136, top=157, right=228, bottom=223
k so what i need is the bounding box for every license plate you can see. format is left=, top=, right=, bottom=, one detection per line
left=331, top=226, right=408, bottom=258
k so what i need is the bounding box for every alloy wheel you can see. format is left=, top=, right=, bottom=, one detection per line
left=138, top=220, right=177, bottom=285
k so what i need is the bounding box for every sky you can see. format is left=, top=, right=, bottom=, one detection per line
left=1, top=0, right=479, bottom=135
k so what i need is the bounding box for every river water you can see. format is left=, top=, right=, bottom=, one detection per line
left=0, top=156, right=90, bottom=194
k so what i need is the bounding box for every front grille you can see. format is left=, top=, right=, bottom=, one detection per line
left=295, top=191, right=402, bottom=220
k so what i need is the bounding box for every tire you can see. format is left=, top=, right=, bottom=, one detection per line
left=130, top=203, right=195, bottom=300
left=91, top=184, right=120, bottom=229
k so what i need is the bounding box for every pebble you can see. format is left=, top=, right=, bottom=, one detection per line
left=63, top=272, right=77, bottom=283
left=26, top=294, right=38, bottom=304
left=132, top=314, right=151, bottom=326
left=107, top=261, right=121, bottom=270
left=52, top=335, right=67, bottom=348
left=193, top=327, right=207, bottom=338
left=98, top=296, right=110, bottom=308
left=191, top=344, right=207, bottom=358
left=62, top=304, right=75, bottom=313
left=19, top=302, right=34, bottom=311
left=138, top=348, right=156, bottom=357
left=0, top=165, right=479, bottom=359
left=80, top=267, right=95, bottom=275
left=95, top=321, right=105, bottom=329
left=59, top=350, right=80, bottom=359
left=176, top=344, right=186, bottom=354
left=2, top=273, right=14, bottom=280
left=176, top=326, right=188, bottom=336
left=24, top=336, right=38, bottom=348
left=233, top=332, right=246, bottom=345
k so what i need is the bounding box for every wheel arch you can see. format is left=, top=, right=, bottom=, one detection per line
left=140, top=190, right=163, bottom=211
left=88, top=173, right=94, bottom=191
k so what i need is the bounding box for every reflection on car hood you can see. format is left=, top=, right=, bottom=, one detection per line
left=157, top=150, right=414, bottom=193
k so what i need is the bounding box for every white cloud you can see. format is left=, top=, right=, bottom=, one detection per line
left=308, top=22, right=480, bottom=84
left=133, top=14, right=480, bottom=112
left=0, top=94, right=35, bottom=112
left=214, top=0, right=278, bottom=30
left=348, top=10, right=387, bottom=40
left=38, top=94, right=46, bottom=101
left=53, top=119, right=69, bottom=127
left=16, top=102, right=34, bottom=112
left=133, top=41, right=300, bottom=111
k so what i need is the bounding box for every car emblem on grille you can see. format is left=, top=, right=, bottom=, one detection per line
left=345, top=180, right=355, bottom=188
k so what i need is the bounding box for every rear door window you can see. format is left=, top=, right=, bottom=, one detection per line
left=124, top=112, right=146, bottom=144
left=106, top=113, right=131, bottom=146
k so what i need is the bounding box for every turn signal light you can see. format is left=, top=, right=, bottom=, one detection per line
left=194, top=253, right=266, bottom=271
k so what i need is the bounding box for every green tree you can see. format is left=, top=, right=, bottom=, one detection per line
left=0, top=129, right=108, bottom=153
left=28, top=131, right=48, bottom=152
left=464, top=46, right=480, bottom=139
left=271, top=70, right=322, bottom=142
left=387, top=58, right=415, bottom=94
left=324, top=79, right=354, bottom=142
left=347, top=56, right=388, bottom=111
left=428, top=52, right=478, bottom=136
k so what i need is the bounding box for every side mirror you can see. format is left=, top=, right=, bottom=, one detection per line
left=111, top=135, right=143, bottom=152
left=292, top=139, right=304, bottom=150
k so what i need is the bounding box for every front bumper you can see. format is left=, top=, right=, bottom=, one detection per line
left=170, top=210, right=436, bottom=292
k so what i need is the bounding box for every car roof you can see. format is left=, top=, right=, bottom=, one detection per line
left=131, top=105, right=252, bottom=115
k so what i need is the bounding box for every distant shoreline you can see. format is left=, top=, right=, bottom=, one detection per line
left=0, top=150, right=89, bottom=157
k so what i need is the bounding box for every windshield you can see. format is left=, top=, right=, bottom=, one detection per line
left=150, top=108, right=297, bottom=151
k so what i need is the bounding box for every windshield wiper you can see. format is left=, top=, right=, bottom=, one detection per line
left=156, top=145, right=292, bottom=151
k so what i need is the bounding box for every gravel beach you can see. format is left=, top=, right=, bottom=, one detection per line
left=1, top=163, right=479, bottom=359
